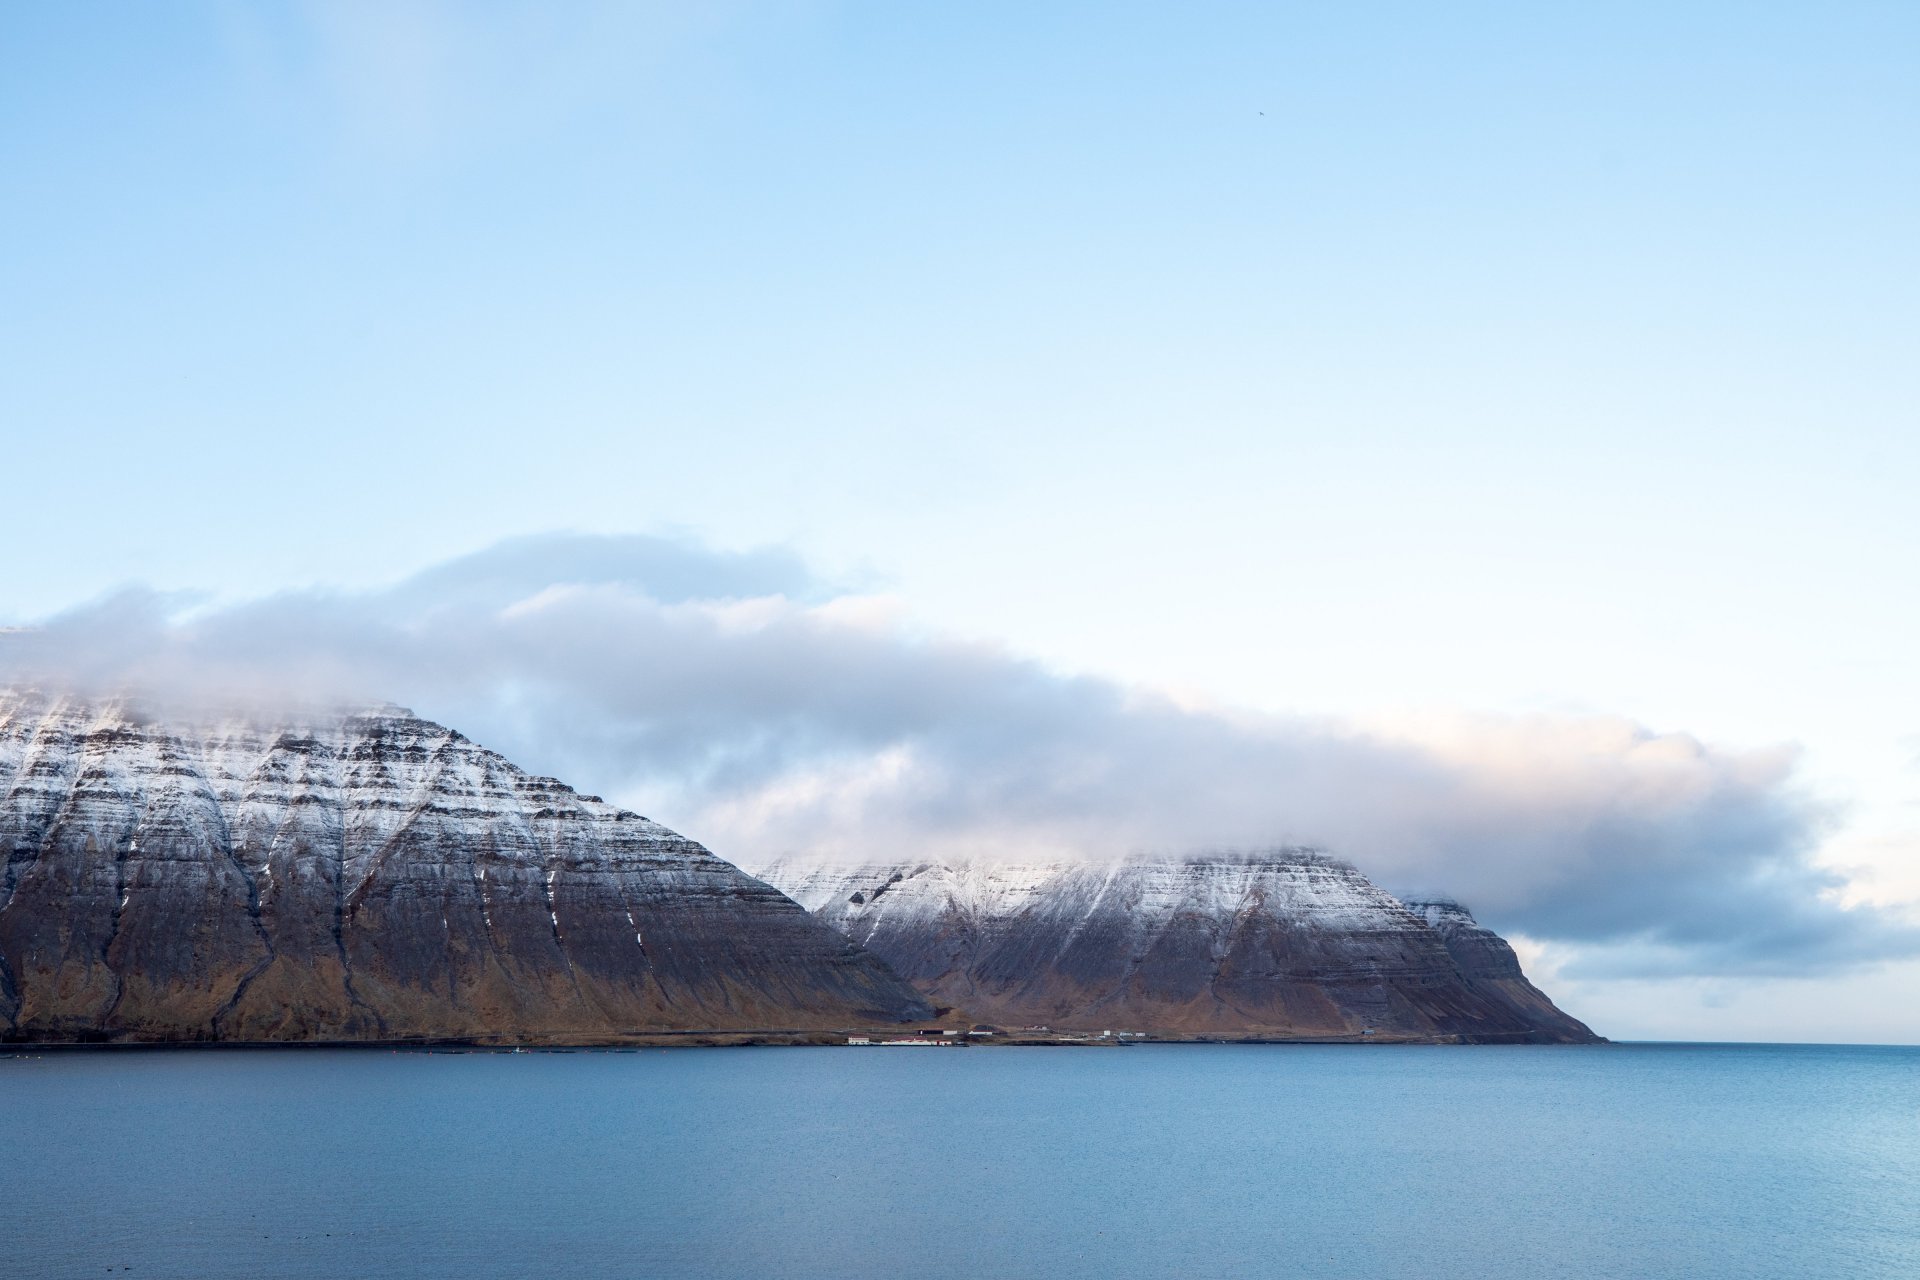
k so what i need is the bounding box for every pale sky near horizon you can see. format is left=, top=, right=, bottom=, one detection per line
left=3, top=3, right=1917, bottom=1041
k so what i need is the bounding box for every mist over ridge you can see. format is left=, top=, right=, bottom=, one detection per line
left=4, top=531, right=1911, bottom=981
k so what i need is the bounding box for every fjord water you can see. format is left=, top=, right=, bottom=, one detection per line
left=3, top=1044, right=1915, bottom=1279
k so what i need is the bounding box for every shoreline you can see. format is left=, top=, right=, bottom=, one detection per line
left=0, top=1029, right=1605, bottom=1051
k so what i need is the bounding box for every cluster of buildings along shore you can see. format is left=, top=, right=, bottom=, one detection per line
left=846, top=1027, right=1150, bottom=1046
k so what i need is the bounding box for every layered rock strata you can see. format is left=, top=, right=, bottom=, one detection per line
left=0, top=691, right=931, bottom=1043
left=757, top=854, right=1599, bottom=1043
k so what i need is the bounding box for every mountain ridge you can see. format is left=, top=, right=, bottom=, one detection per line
left=0, top=688, right=1598, bottom=1046
left=0, top=689, right=932, bottom=1043
left=755, top=852, right=1600, bottom=1043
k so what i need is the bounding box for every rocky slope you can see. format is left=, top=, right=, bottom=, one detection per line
left=0, top=691, right=931, bottom=1043
left=756, top=854, right=1599, bottom=1042
left=1398, top=896, right=1591, bottom=1038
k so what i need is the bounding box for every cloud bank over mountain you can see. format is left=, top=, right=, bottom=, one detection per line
left=3, top=533, right=1910, bottom=978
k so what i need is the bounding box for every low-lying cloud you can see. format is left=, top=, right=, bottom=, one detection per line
left=3, top=532, right=1912, bottom=977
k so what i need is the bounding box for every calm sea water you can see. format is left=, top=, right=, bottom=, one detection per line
left=2, top=1042, right=1915, bottom=1279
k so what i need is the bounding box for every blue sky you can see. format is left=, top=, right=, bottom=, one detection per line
left=3, top=3, right=1917, bottom=1041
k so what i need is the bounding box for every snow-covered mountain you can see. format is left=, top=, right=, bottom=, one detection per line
left=0, top=690, right=930, bottom=1043
left=755, top=853, right=1598, bottom=1042
left=0, top=688, right=1598, bottom=1046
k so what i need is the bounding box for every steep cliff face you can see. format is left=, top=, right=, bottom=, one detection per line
left=0, top=691, right=931, bottom=1043
left=1400, top=897, right=1594, bottom=1040
left=757, top=854, right=1599, bottom=1043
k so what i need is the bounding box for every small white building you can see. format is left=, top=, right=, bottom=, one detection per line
left=847, top=1036, right=871, bottom=1046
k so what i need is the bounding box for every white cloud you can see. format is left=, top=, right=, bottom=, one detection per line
left=4, top=532, right=1913, bottom=979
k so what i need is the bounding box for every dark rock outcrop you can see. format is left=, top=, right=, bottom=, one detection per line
left=757, top=854, right=1600, bottom=1043
left=1399, top=896, right=1593, bottom=1040
left=0, top=691, right=931, bottom=1043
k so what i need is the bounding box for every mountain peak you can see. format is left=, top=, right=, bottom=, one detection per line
left=0, top=692, right=931, bottom=1044
left=756, top=854, right=1599, bottom=1043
